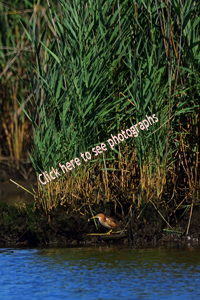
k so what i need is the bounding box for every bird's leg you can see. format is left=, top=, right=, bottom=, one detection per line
left=106, top=229, right=113, bottom=235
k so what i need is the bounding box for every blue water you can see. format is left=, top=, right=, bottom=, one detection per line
left=0, top=245, right=200, bottom=299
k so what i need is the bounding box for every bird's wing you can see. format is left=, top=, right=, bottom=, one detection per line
left=106, top=217, right=118, bottom=228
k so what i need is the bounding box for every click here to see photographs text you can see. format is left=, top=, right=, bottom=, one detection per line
left=38, top=114, right=158, bottom=185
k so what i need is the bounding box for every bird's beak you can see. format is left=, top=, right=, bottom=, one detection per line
left=90, top=215, right=97, bottom=219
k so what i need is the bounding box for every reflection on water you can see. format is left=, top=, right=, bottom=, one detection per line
left=0, top=245, right=200, bottom=300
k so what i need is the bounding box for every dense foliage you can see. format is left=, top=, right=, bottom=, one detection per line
left=1, top=0, right=199, bottom=214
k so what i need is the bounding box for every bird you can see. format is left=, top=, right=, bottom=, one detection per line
left=90, top=213, right=119, bottom=234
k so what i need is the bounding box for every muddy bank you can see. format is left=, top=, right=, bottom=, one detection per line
left=0, top=161, right=37, bottom=205
left=0, top=161, right=37, bottom=183
left=0, top=181, right=36, bottom=205
left=0, top=201, right=199, bottom=247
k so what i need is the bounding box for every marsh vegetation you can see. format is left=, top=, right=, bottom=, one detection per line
left=0, top=0, right=200, bottom=244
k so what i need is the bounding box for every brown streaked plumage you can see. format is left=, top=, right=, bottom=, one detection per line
left=90, top=213, right=119, bottom=232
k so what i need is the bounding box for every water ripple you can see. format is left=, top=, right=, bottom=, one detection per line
left=0, top=246, right=200, bottom=300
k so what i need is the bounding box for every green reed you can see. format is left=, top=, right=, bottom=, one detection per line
left=3, top=0, right=199, bottom=214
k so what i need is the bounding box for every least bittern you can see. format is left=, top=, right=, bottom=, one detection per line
left=90, top=213, right=119, bottom=234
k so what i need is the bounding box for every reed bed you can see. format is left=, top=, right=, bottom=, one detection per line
left=0, top=0, right=59, bottom=175
left=1, top=0, right=200, bottom=223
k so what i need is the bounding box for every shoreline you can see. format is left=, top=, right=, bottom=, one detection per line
left=0, top=202, right=199, bottom=247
